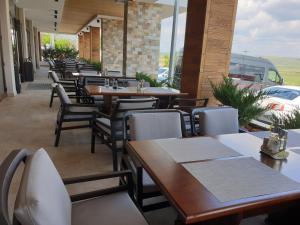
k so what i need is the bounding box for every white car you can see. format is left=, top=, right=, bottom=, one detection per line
left=260, top=86, right=300, bottom=122
left=157, top=67, right=169, bottom=82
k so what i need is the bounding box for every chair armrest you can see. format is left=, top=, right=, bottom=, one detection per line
left=67, top=103, right=101, bottom=108
left=65, top=170, right=133, bottom=202
left=59, top=80, right=76, bottom=85
left=63, top=170, right=132, bottom=185
left=239, top=127, right=248, bottom=133
left=94, top=111, right=111, bottom=119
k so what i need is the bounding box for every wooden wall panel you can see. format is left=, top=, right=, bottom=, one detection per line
left=91, top=27, right=100, bottom=62
left=78, top=35, right=84, bottom=58
left=83, top=31, right=91, bottom=60
left=181, top=0, right=238, bottom=105
left=180, top=0, right=208, bottom=99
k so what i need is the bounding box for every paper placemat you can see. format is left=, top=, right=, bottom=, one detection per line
left=153, top=137, right=241, bottom=163
left=289, top=148, right=300, bottom=155
left=183, top=157, right=300, bottom=202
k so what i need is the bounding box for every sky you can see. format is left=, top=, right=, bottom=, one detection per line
left=160, top=0, right=300, bottom=58
left=232, top=0, right=300, bottom=58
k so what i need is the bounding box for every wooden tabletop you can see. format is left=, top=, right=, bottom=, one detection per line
left=126, top=132, right=300, bottom=224
left=84, top=85, right=188, bottom=97
left=72, top=72, right=124, bottom=79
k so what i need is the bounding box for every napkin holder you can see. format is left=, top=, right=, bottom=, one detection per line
left=260, top=132, right=289, bottom=160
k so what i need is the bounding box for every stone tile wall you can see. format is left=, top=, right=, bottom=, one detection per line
left=126, top=2, right=162, bottom=77
left=101, top=19, right=123, bottom=72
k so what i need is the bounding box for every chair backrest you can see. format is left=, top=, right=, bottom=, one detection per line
left=0, top=149, right=72, bottom=225
left=80, top=64, right=96, bottom=72
left=84, top=77, right=105, bottom=86
left=55, top=84, right=72, bottom=105
left=48, top=60, right=55, bottom=70
left=49, top=71, right=60, bottom=83
left=111, top=98, right=159, bottom=120
left=107, top=70, right=121, bottom=77
left=0, top=149, right=31, bottom=225
left=169, top=98, right=209, bottom=112
left=126, top=110, right=186, bottom=141
left=194, top=107, right=239, bottom=136
left=64, top=61, right=77, bottom=72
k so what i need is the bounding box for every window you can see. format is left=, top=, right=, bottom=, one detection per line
left=244, top=65, right=265, bottom=81
left=229, top=63, right=241, bottom=75
left=264, top=87, right=300, bottom=100
left=268, top=70, right=281, bottom=83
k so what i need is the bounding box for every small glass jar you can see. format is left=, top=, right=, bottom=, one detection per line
left=104, top=78, right=109, bottom=88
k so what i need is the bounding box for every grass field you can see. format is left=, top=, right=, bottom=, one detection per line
left=266, top=56, right=300, bottom=86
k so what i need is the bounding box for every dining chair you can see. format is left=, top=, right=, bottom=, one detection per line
left=122, top=109, right=186, bottom=211
left=91, top=98, right=159, bottom=171
left=192, top=106, right=239, bottom=136
left=49, top=71, right=78, bottom=107
left=64, top=60, right=77, bottom=79
left=55, top=84, right=101, bottom=147
left=168, top=98, right=209, bottom=135
left=0, top=148, right=149, bottom=225
left=78, top=63, right=97, bottom=73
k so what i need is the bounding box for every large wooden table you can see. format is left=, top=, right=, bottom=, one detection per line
left=85, top=85, right=187, bottom=97
left=126, top=130, right=300, bottom=225
left=72, top=72, right=126, bottom=79
left=85, top=85, right=188, bottom=111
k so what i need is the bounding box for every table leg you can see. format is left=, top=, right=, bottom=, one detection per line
left=103, top=95, right=112, bottom=113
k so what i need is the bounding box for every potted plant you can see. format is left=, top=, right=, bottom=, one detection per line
left=271, top=109, right=300, bottom=129
left=211, top=77, right=269, bottom=127
left=93, top=62, right=102, bottom=74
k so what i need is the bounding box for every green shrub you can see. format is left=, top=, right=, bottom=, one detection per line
left=136, top=72, right=162, bottom=87
left=42, top=46, right=78, bottom=60
left=92, top=61, right=102, bottom=72
left=211, top=77, right=269, bottom=126
left=271, top=110, right=300, bottom=129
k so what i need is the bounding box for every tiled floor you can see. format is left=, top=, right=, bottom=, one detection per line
left=0, top=65, right=266, bottom=225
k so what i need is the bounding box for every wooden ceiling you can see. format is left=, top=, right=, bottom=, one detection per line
left=59, top=0, right=124, bottom=34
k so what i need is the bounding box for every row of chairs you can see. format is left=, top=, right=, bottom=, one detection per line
left=48, top=71, right=240, bottom=212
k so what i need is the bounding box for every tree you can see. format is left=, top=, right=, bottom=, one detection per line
left=41, top=33, right=51, bottom=46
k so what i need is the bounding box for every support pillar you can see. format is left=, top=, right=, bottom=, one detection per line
left=0, top=0, right=17, bottom=96
left=90, top=27, right=101, bottom=63
left=19, top=8, right=29, bottom=60
left=78, top=34, right=84, bottom=58
left=34, top=27, right=40, bottom=69
left=181, top=0, right=238, bottom=104
left=28, top=21, right=36, bottom=72
left=83, top=31, right=91, bottom=61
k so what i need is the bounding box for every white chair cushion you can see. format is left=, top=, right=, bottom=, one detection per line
left=15, top=149, right=71, bottom=225
left=129, top=112, right=183, bottom=141
left=72, top=192, right=148, bottom=225
left=199, top=107, right=239, bottom=136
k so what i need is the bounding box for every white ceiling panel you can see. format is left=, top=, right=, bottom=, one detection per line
left=16, top=0, right=65, bottom=32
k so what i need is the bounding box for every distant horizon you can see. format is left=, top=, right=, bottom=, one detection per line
left=159, top=50, right=300, bottom=60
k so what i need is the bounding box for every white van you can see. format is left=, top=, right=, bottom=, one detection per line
left=229, top=54, right=284, bottom=90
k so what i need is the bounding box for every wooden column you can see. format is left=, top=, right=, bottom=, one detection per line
left=83, top=31, right=91, bottom=60
left=181, top=0, right=238, bottom=104
left=91, top=27, right=100, bottom=62
left=78, top=35, right=84, bottom=58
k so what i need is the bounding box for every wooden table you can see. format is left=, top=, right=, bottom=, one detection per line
left=72, top=72, right=124, bottom=79
left=85, top=85, right=188, bottom=111
left=126, top=132, right=300, bottom=225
